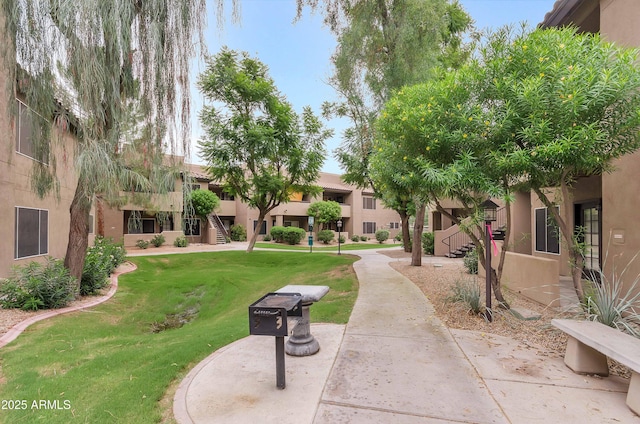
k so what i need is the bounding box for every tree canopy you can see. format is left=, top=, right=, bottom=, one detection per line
left=307, top=200, right=342, bottom=226
left=374, top=25, right=640, bottom=304
left=198, top=48, right=331, bottom=252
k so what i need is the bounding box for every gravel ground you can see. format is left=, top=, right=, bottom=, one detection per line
left=382, top=250, right=631, bottom=378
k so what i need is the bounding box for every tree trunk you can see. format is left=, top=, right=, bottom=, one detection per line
left=411, top=203, right=426, bottom=266
left=96, top=196, right=105, bottom=237
left=399, top=209, right=411, bottom=252
left=246, top=211, right=267, bottom=253
left=64, top=182, right=91, bottom=291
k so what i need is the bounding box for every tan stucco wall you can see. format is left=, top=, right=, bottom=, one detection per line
left=0, top=30, right=81, bottom=278
left=599, top=0, right=640, bottom=307
left=500, top=252, right=561, bottom=308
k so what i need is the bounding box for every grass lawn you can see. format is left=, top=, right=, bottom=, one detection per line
left=255, top=242, right=402, bottom=251
left=0, top=251, right=358, bottom=424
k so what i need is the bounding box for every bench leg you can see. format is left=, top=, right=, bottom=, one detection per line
left=285, top=303, right=320, bottom=357
left=563, top=336, right=609, bottom=376
left=628, top=372, right=640, bottom=415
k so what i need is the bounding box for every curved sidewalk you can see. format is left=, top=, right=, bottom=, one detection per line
left=174, top=250, right=637, bottom=423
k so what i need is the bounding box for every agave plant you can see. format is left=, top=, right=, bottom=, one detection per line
left=582, top=251, right=640, bottom=338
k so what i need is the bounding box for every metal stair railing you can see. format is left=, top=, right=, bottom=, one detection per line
left=441, top=206, right=507, bottom=256
left=208, top=212, right=230, bottom=243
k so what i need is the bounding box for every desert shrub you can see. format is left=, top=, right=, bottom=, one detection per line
left=263, top=234, right=272, bottom=242
left=230, top=224, right=247, bottom=241
left=270, top=226, right=286, bottom=243
left=283, top=227, right=306, bottom=245
left=422, top=232, right=435, bottom=255
left=338, top=235, right=346, bottom=244
left=136, top=239, right=150, bottom=249
left=0, top=258, right=76, bottom=310
left=447, top=278, right=482, bottom=314
left=150, top=234, right=165, bottom=247
left=583, top=267, right=640, bottom=337
left=318, top=229, right=335, bottom=244
left=351, top=235, right=360, bottom=242
left=360, top=235, right=368, bottom=242
left=375, top=229, right=389, bottom=244
left=463, top=249, right=478, bottom=275
left=174, top=235, right=189, bottom=247
left=80, top=237, right=127, bottom=296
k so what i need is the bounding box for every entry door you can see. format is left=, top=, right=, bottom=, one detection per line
left=576, top=202, right=601, bottom=280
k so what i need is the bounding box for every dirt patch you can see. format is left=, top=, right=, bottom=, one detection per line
left=384, top=253, right=631, bottom=378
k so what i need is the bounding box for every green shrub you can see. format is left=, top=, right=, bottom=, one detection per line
left=150, top=234, right=165, bottom=247
left=360, top=235, right=369, bottom=242
left=263, top=234, right=272, bottom=242
left=0, top=258, right=76, bottom=310
left=375, top=229, right=389, bottom=244
left=270, top=226, right=286, bottom=243
left=136, top=239, right=150, bottom=249
left=283, top=227, right=306, bottom=245
left=92, top=236, right=126, bottom=274
left=422, top=232, right=435, bottom=255
left=463, top=249, right=478, bottom=275
left=174, top=235, right=189, bottom=247
left=447, top=278, right=482, bottom=314
left=338, top=235, right=346, bottom=244
left=351, top=235, right=360, bottom=242
left=394, top=232, right=402, bottom=242
left=81, top=237, right=127, bottom=295
left=318, top=229, right=335, bottom=244
left=230, top=224, right=247, bottom=241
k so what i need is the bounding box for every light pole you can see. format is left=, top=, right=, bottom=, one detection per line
left=481, top=199, right=498, bottom=322
left=337, top=219, right=343, bottom=255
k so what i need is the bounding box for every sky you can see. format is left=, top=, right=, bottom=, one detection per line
left=190, top=0, right=558, bottom=174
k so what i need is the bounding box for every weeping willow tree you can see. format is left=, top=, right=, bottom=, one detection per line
left=1, top=0, right=238, bottom=285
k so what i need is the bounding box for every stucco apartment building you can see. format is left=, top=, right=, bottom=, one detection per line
left=0, top=49, right=92, bottom=280
left=434, top=0, right=640, bottom=306
left=100, top=164, right=402, bottom=247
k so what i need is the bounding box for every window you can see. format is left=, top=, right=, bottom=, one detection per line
left=363, top=222, right=376, bottom=234
left=15, top=99, right=48, bottom=163
left=89, top=214, right=95, bottom=234
left=129, top=218, right=155, bottom=234
left=363, top=196, right=376, bottom=210
left=15, top=207, right=48, bottom=259
left=254, top=220, right=267, bottom=235
left=390, top=222, right=400, bottom=229
left=535, top=207, right=560, bottom=254
left=184, top=218, right=201, bottom=236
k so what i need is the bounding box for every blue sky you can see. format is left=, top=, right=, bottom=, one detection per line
left=191, top=0, right=557, bottom=173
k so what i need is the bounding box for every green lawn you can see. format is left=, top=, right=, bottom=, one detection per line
left=0, top=251, right=358, bottom=424
left=255, top=241, right=402, bottom=251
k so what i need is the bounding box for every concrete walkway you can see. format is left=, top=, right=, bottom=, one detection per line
left=174, top=249, right=638, bottom=423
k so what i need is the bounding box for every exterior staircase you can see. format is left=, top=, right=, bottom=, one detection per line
left=442, top=207, right=507, bottom=258
left=207, top=212, right=229, bottom=244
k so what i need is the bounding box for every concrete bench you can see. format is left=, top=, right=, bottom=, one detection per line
left=276, top=285, right=329, bottom=356
left=552, top=318, right=640, bottom=415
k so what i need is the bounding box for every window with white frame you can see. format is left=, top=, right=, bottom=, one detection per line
left=535, top=207, right=560, bottom=254
left=15, top=99, right=48, bottom=164
left=390, top=222, right=400, bottom=229
left=363, top=196, right=376, bottom=210
left=15, top=207, right=48, bottom=259
left=363, top=222, right=376, bottom=234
